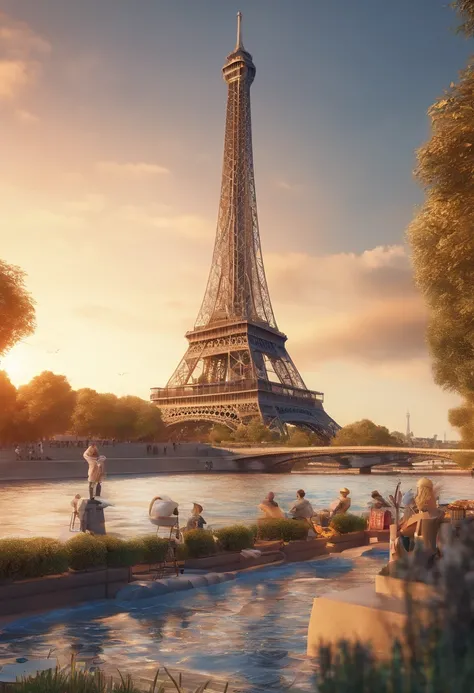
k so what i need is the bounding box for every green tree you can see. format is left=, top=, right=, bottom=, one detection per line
left=232, top=423, right=249, bottom=442
left=407, top=0, right=474, bottom=447
left=17, top=371, right=75, bottom=438
left=208, top=424, right=232, bottom=444
left=133, top=400, right=165, bottom=441
left=0, top=371, right=18, bottom=443
left=246, top=418, right=273, bottom=443
left=286, top=428, right=312, bottom=447
left=0, top=260, right=35, bottom=357
left=390, top=431, right=408, bottom=446
left=331, top=419, right=398, bottom=447
left=72, top=389, right=164, bottom=441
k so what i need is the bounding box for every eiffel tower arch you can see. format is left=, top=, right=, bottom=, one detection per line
left=151, top=14, right=339, bottom=441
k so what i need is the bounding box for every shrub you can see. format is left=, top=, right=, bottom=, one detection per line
left=176, top=543, right=188, bottom=561
left=330, top=513, right=367, bottom=534
left=27, top=538, right=69, bottom=577
left=184, top=530, right=216, bottom=558
left=0, top=537, right=68, bottom=581
left=138, top=535, right=169, bottom=564
left=65, top=534, right=107, bottom=571
left=97, top=536, right=145, bottom=568
left=257, top=519, right=309, bottom=542
left=213, top=525, right=255, bottom=552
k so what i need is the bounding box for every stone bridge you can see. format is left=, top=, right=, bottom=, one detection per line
left=224, top=446, right=472, bottom=473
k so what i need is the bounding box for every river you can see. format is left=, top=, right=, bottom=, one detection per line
left=0, top=473, right=472, bottom=539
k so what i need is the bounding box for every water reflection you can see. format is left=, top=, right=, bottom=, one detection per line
left=0, top=554, right=383, bottom=692
left=0, top=473, right=469, bottom=539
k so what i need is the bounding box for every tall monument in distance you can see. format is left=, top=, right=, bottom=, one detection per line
left=151, top=13, right=339, bottom=440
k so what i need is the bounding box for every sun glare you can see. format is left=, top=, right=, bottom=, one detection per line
left=1, top=345, right=34, bottom=387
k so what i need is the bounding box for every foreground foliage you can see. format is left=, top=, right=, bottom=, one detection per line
left=14, top=665, right=222, bottom=693
left=316, top=519, right=474, bottom=692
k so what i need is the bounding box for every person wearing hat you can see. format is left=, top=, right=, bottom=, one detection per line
left=186, top=502, right=207, bottom=531
left=329, top=488, right=351, bottom=517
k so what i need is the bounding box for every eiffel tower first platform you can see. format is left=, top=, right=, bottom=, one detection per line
left=151, top=14, right=339, bottom=441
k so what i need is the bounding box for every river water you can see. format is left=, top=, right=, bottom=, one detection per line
left=0, top=550, right=388, bottom=691
left=0, top=473, right=471, bottom=539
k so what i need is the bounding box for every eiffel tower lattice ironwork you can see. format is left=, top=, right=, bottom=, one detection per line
left=151, top=13, right=339, bottom=440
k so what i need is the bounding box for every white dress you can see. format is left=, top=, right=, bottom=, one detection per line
left=83, top=452, right=106, bottom=482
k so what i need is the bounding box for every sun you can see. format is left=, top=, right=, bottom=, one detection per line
left=1, top=344, right=36, bottom=387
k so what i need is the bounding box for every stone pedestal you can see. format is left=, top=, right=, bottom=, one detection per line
left=307, top=584, right=406, bottom=657
left=307, top=573, right=435, bottom=658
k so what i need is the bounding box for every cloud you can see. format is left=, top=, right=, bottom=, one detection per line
left=96, top=161, right=170, bottom=177
left=291, top=298, right=427, bottom=367
left=267, top=244, right=428, bottom=366
left=0, top=61, right=31, bottom=100
left=267, top=244, right=416, bottom=307
left=275, top=180, right=294, bottom=191
left=0, top=12, right=50, bottom=103
left=73, top=304, right=158, bottom=333
left=15, top=108, right=38, bottom=124
left=117, top=206, right=212, bottom=241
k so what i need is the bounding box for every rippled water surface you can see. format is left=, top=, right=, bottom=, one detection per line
left=0, top=550, right=388, bottom=692
left=0, top=473, right=470, bottom=539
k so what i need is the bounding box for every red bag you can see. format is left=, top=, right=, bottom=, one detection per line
left=369, top=508, right=391, bottom=530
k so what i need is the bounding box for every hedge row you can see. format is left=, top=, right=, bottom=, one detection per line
left=0, top=534, right=171, bottom=580
left=0, top=515, right=369, bottom=580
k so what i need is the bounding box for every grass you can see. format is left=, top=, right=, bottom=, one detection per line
left=13, top=664, right=228, bottom=693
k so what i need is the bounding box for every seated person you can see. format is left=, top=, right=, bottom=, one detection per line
left=258, top=492, right=284, bottom=520
left=397, top=478, right=444, bottom=555
left=289, top=489, right=314, bottom=521
left=186, top=502, right=207, bottom=531
left=330, top=487, right=351, bottom=517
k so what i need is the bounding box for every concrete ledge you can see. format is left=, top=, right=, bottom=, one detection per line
left=185, top=550, right=283, bottom=573
left=375, top=574, right=438, bottom=602
left=0, top=568, right=130, bottom=617
left=307, top=584, right=407, bottom=657
left=282, top=538, right=328, bottom=562
left=327, top=531, right=368, bottom=553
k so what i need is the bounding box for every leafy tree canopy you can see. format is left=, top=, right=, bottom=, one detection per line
left=0, top=259, right=35, bottom=357
left=407, top=0, right=474, bottom=448
left=331, top=419, right=399, bottom=447
left=17, top=371, right=76, bottom=439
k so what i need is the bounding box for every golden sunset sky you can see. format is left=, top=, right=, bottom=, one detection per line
left=0, top=1, right=468, bottom=437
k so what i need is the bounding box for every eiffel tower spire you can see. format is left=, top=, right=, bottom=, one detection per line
left=195, top=11, right=276, bottom=330
left=151, top=15, right=339, bottom=440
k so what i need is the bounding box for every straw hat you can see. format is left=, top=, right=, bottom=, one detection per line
left=193, top=502, right=203, bottom=514
left=340, top=487, right=350, bottom=495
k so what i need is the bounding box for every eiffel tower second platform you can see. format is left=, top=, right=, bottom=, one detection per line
left=151, top=318, right=338, bottom=440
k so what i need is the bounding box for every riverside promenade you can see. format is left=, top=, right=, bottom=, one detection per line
left=0, top=442, right=470, bottom=481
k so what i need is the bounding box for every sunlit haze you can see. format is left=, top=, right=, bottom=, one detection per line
left=0, top=0, right=468, bottom=438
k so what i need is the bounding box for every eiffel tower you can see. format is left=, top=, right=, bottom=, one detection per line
left=151, top=13, right=339, bottom=440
